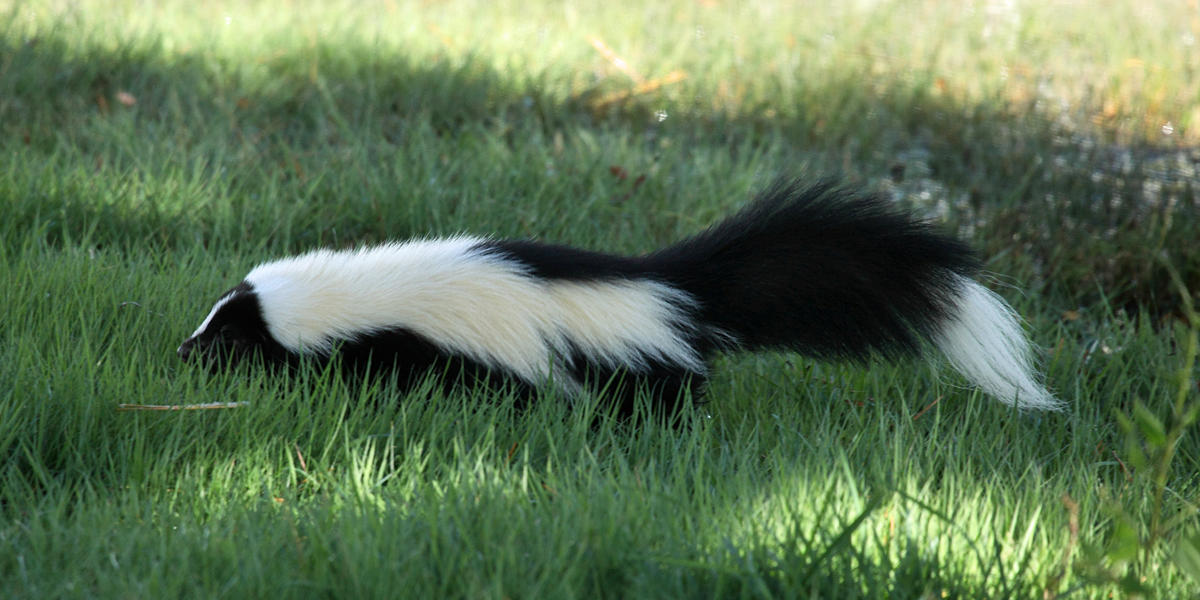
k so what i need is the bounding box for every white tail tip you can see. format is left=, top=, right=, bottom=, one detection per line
left=935, top=277, right=1062, bottom=411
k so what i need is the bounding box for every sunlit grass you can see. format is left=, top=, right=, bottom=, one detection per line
left=2, top=0, right=1198, bottom=597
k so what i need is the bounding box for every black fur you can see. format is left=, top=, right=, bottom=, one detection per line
left=479, top=239, right=645, bottom=280
left=646, top=179, right=979, bottom=360
left=336, top=326, right=534, bottom=398
left=177, top=282, right=290, bottom=369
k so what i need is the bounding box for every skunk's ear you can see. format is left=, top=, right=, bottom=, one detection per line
left=214, top=322, right=247, bottom=349
left=218, top=321, right=253, bottom=343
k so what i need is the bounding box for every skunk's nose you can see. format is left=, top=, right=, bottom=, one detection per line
left=177, top=339, right=194, bottom=361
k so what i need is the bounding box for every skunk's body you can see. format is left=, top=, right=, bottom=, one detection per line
left=179, top=180, right=1059, bottom=411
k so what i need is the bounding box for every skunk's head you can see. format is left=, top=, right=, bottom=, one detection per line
left=178, top=281, right=288, bottom=369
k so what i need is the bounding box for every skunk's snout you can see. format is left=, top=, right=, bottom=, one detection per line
left=177, top=338, right=196, bottom=361
left=178, top=330, right=266, bottom=369
left=178, top=335, right=216, bottom=362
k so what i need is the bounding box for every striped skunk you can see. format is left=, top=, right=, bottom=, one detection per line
left=178, top=179, right=1059, bottom=412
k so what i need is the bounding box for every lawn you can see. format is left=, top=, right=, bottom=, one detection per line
left=2, top=0, right=1199, bottom=597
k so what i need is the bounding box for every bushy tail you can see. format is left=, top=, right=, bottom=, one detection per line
left=647, top=179, right=1059, bottom=410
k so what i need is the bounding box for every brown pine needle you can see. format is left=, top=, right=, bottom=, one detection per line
left=588, top=36, right=644, bottom=83
left=427, top=23, right=456, bottom=50
left=911, top=396, right=942, bottom=421
left=592, top=69, right=687, bottom=108
left=117, top=402, right=249, bottom=411
left=294, top=443, right=308, bottom=472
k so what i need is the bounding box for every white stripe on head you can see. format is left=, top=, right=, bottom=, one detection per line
left=935, top=276, right=1060, bottom=410
left=243, top=237, right=702, bottom=391
left=187, top=290, right=242, bottom=340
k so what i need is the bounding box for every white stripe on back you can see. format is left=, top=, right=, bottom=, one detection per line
left=244, top=238, right=702, bottom=390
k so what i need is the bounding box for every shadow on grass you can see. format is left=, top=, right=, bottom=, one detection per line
left=4, top=24, right=1196, bottom=317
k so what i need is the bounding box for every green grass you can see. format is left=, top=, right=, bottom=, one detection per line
left=2, top=0, right=1199, bottom=597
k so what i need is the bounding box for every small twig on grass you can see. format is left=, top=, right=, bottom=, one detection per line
left=588, top=36, right=644, bottom=83
left=294, top=443, right=308, bottom=472
left=586, top=35, right=687, bottom=110
left=1112, top=449, right=1133, bottom=483
left=911, top=396, right=942, bottom=421
left=592, top=70, right=688, bottom=109
left=117, top=402, right=249, bottom=411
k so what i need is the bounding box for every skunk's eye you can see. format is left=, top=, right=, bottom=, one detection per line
left=218, top=324, right=241, bottom=338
